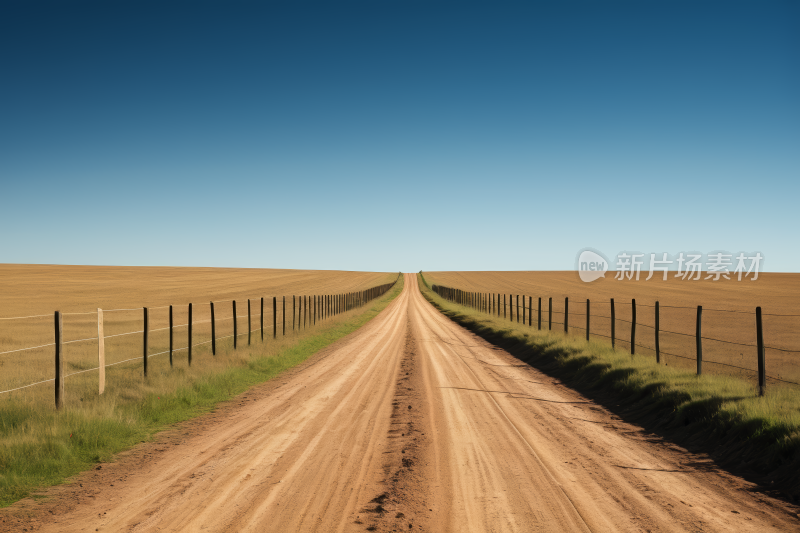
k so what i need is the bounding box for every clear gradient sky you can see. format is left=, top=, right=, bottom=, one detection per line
left=1, top=1, right=798, bottom=273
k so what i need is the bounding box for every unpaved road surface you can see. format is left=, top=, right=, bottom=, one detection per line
left=8, top=274, right=799, bottom=532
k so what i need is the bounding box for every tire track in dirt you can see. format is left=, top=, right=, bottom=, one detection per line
left=353, top=323, right=435, bottom=532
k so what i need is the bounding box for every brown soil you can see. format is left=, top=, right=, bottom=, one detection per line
left=0, top=264, right=394, bottom=316
left=0, top=265, right=396, bottom=395
left=2, top=274, right=798, bottom=532
left=425, top=271, right=800, bottom=384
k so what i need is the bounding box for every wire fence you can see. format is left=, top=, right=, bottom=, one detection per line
left=0, top=274, right=401, bottom=408
left=431, top=284, right=800, bottom=394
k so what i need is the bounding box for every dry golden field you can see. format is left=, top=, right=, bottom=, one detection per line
left=0, top=264, right=396, bottom=399
left=425, top=271, right=800, bottom=385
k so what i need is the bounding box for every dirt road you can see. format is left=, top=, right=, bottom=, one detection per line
left=17, top=274, right=799, bottom=532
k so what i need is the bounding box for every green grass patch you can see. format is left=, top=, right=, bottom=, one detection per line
left=0, top=275, right=404, bottom=507
left=417, top=273, right=800, bottom=498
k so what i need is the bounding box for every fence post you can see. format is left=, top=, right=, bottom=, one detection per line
left=283, top=296, right=286, bottom=335
left=695, top=305, right=703, bottom=375
left=655, top=301, right=660, bottom=364
left=504, top=294, right=507, bottom=319
left=261, top=297, right=264, bottom=340
left=631, top=299, right=636, bottom=355
left=248, top=299, right=252, bottom=345
left=528, top=296, right=532, bottom=326
left=54, top=311, right=63, bottom=410
left=143, top=307, right=149, bottom=377
left=188, top=303, right=193, bottom=366
left=517, top=295, right=520, bottom=323
left=564, top=297, right=569, bottom=333
left=293, top=296, right=296, bottom=330
left=537, top=297, right=541, bottom=330
left=233, top=300, right=238, bottom=349
left=586, top=299, right=590, bottom=342
left=211, top=301, right=216, bottom=355
left=169, top=305, right=174, bottom=365
left=548, top=297, right=552, bottom=330
left=98, top=309, right=105, bottom=394
left=273, top=297, right=277, bottom=338
left=756, top=306, right=766, bottom=396
left=522, top=295, right=525, bottom=324
left=611, top=298, right=615, bottom=349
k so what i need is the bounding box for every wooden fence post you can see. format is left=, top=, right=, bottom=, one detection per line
left=211, top=302, right=216, bottom=355
left=504, top=294, right=507, bottom=319
left=188, top=303, right=193, bottom=366
left=143, top=307, right=149, bottom=377
left=293, top=296, right=296, bottom=330
left=260, top=297, right=264, bottom=340
left=283, top=296, right=286, bottom=335
left=54, top=311, right=63, bottom=410
left=548, top=297, right=552, bottom=330
left=756, top=306, right=766, bottom=396
left=611, top=298, right=615, bottom=349
left=98, top=309, right=105, bottom=394
left=537, top=297, right=541, bottom=330
left=655, top=301, right=660, bottom=363
left=169, top=305, right=174, bottom=365
left=517, top=295, right=520, bottom=323
left=564, top=297, right=569, bottom=333
left=696, top=305, right=702, bottom=375
left=586, top=299, right=590, bottom=342
left=248, top=299, right=252, bottom=345
left=273, top=297, right=277, bottom=338
left=631, top=299, right=636, bottom=355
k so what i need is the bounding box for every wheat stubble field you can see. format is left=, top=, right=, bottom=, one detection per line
left=425, top=271, right=800, bottom=385
left=0, top=264, right=395, bottom=399
left=1, top=273, right=798, bottom=532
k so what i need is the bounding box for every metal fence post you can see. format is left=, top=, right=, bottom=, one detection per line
left=696, top=305, right=703, bottom=375
left=143, top=307, right=149, bottom=377
left=756, top=306, right=766, bottom=396
left=655, top=301, right=660, bottom=364
left=631, top=299, right=636, bottom=355
left=211, top=301, right=216, bottom=355
left=611, top=298, right=615, bottom=349
left=54, top=311, right=63, bottom=410
left=188, top=303, right=193, bottom=366
left=586, top=299, right=590, bottom=341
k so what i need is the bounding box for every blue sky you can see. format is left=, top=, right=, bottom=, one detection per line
left=1, top=1, right=798, bottom=273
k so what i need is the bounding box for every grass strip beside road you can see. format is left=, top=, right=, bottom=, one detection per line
left=0, top=276, right=404, bottom=507
left=417, top=273, right=800, bottom=499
